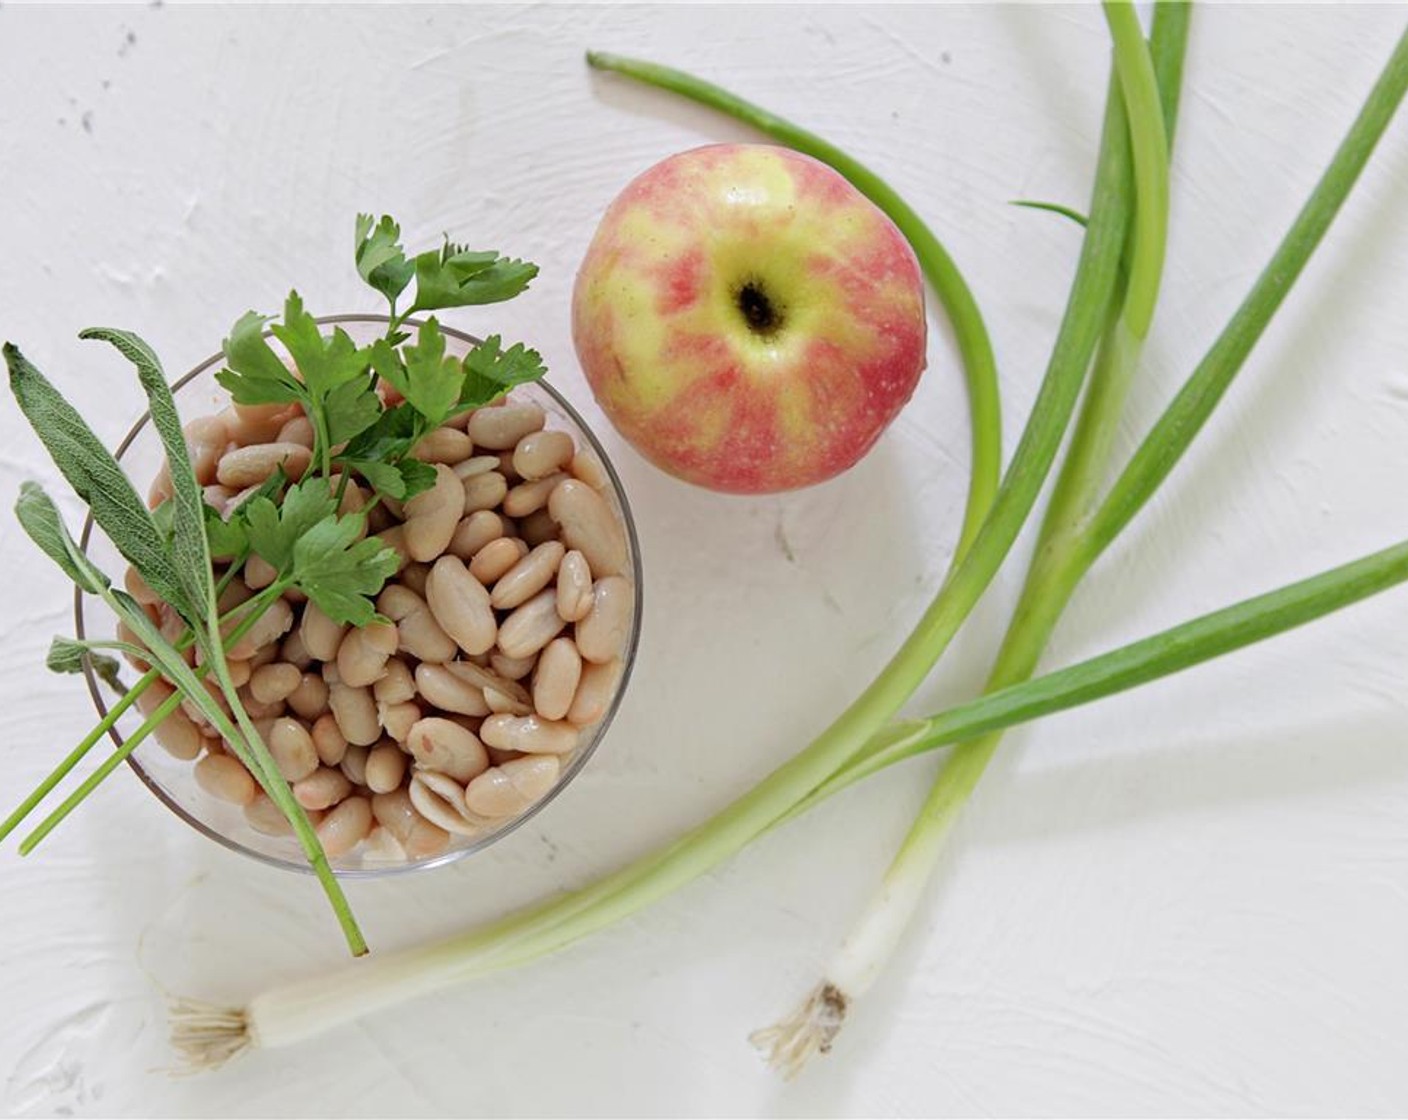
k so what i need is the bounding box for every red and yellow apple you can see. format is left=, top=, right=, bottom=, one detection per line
left=572, top=143, right=927, bottom=494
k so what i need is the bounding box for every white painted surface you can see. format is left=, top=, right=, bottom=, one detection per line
left=2, top=3, right=1407, bottom=1115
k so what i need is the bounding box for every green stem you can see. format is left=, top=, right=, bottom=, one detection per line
left=1084, top=22, right=1408, bottom=562
left=3, top=567, right=256, bottom=846
left=335, top=47, right=1142, bottom=973
left=0, top=664, right=161, bottom=844
left=19, top=689, right=185, bottom=853
left=18, top=585, right=283, bottom=853
left=501, top=530, right=1408, bottom=975
left=584, top=50, right=1001, bottom=556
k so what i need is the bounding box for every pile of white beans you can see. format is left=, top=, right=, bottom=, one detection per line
left=124, top=391, right=634, bottom=862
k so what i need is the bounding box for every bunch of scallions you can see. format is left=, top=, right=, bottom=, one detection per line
left=11, top=0, right=1408, bottom=1076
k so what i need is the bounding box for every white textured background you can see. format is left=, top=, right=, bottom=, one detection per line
left=3, top=3, right=1408, bottom=1116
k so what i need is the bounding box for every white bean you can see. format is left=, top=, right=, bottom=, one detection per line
left=227, top=401, right=296, bottom=445
left=268, top=717, right=319, bottom=782
left=452, top=455, right=501, bottom=481
left=327, top=676, right=380, bottom=746
left=378, top=584, right=458, bottom=663
left=286, top=671, right=330, bottom=720
left=468, top=537, right=526, bottom=585
left=408, top=771, right=485, bottom=836
left=317, top=796, right=373, bottom=857
left=215, top=441, right=311, bottom=488
left=479, top=713, right=579, bottom=755
left=195, top=754, right=256, bottom=806
left=576, top=576, right=633, bottom=664
left=425, top=555, right=497, bottom=656
left=502, top=472, right=567, bottom=518
left=365, top=742, right=408, bottom=794
left=490, top=541, right=564, bottom=611
left=244, top=553, right=279, bottom=590
left=184, top=414, right=231, bottom=486
left=490, top=651, right=537, bottom=681
left=374, top=524, right=412, bottom=573
left=406, top=717, right=489, bottom=782
left=518, top=509, right=560, bottom=549
left=293, top=766, right=352, bottom=811
left=226, top=597, right=293, bottom=662
left=496, top=588, right=566, bottom=660
left=277, top=415, right=315, bottom=448
left=415, top=662, right=490, bottom=717
left=462, top=471, right=508, bottom=514
left=548, top=479, right=627, bottom=578
left=464, top=755, right=561, bottom=818
left=403, top=463, right=464, bottom=562
left=556, top=549, right=594, bottom=623
left=153, top=706, right=204, bottom=761
left=448, top=510, right=506, bottom=560
left=300, top=600, right=347, bottom=662
left=250, top=662, right=301, bottom=706
left=570, top=449, right=610, bottom=490
left=467, top=402, right=545, bottom=449
left=512, top=429, right=575, bottom=481
left=245, top=794, right=297, bottom=836
left=399, top=562, right=431, bottom=598
left=378, top=700, right=421, bottom=742
left=567, top=659, right=622, bottom=726
left=411, top=427, right=474, bottom=464
left=483, top=685, right=532, bottom=717
left=372, top=789, right=451, bottom=858
left=336, top=621, right=398, bottom=688
left=340, top=743, right=370, bottom=786
left=373, top=658, right=415, bottom=705
left=311, top=713, right=348, bottom=766
left=532, top=638, right=582, bottom=722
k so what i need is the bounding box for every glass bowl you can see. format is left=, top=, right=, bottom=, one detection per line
left=74, top=314, right=642, bottom=877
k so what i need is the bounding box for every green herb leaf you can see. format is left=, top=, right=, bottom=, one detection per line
left=203, top=501, right=248, bottom=558
left=1011, top=199, right=1090, bottom=228
left=216, top=312, right=304, bottom=405
left=292, top=514, right=400, bottom=626
left=355, top=213, right=415, bottom=306
left=14, top=482, right=108, bottom=594
left=459, top=334, right=548, bottom=408
left=46, top=636, right=125, bottom=691
left=371, top=319, right=463, bottom=426
left=5, top=343, right=188, bottom=615
left=322, top=377, right=383, bottom=446
left=80, top=328, right=215, bottom=629
left=337, top=457, right=405, bottom=500
left=269, top=292, right=369, bottom=397
left=244, top=478, right=339, bottom=574
left=396, top=459, right=439, bottom=500
left=407, top=242, right=538, bottom=315
left=336, top=403, right=421, bottom=467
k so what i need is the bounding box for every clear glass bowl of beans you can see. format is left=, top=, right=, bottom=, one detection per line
left=73, top=315, right=642, bottom=875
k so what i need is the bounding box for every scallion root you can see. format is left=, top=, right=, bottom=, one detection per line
left=748, top=983, right=847, bottom=1080
left=168, top=998, right=251, bottom=1072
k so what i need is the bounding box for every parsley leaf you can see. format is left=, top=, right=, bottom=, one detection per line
left=217, top=312, right=303, bottom=405
left=407, top=241, right=538, bottom=315
left=370, top=318, right=462, bottom=427
left=293, top=514, right=400, bottom=626
left=243, top=479, right=338, bottom=574
left=460, top=334, right=548, bottom=409
left=355, top=214, right=415, bottom=307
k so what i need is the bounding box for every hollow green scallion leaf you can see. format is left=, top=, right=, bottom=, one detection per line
left=5, top=343, right=188, bottom=616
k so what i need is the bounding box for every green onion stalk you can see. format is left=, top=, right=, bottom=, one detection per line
left=165, top=10, right=1408, bottom=1070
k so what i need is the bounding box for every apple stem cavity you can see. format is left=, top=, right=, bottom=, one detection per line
left=735, top=279, right=785, bottom=337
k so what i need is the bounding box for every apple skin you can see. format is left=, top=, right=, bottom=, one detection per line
left=572, top=143, right=927, bottom=494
